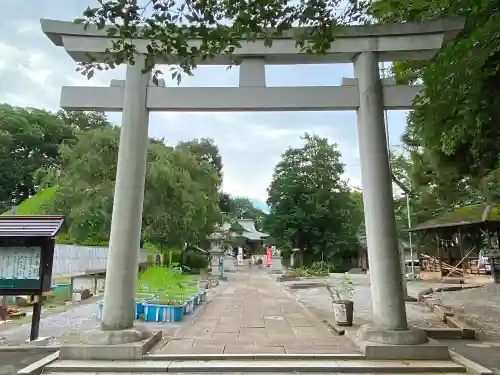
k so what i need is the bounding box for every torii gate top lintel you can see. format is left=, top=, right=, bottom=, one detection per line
left=40, top=18, right=464, bottom=65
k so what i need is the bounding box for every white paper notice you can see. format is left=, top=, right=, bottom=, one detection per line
left=0, top=247, right=41, bottom=280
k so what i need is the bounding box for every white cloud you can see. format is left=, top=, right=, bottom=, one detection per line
left=0, top=0, right=408, bottom=202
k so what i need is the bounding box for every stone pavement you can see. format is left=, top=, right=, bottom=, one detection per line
left=155, top=267, right=360, bottom=355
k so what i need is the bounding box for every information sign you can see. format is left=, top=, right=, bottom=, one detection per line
left=0, top=246, right=42, bottom=290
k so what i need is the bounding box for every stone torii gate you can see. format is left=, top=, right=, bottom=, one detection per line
left=41, top=18, right=463, bottom=354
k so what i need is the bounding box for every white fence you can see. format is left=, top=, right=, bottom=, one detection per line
left=52, top=244, right=148, bottom=278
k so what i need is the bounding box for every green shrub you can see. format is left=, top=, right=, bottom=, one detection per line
left=137, top=266, right=200, bottom=304
left=284, top=266, right=329, bottom=277
left=166, top=249, right=182, bottom=266
left=185, top=251, right=209, bottom=270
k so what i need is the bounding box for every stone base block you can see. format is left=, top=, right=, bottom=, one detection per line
left=360, top=339, right=451, bottom=360
left=81, top=322, right=152, bottom=345
left=348, top=324, right=450, bottom=360
left=356, top=324, right=428, bottom=345
left=26, top=337, right=51, bottom=346
left=59, top=329, right=161, bottom=360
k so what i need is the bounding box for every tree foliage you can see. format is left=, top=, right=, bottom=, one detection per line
left=225, top=196, right=266, bottom=229
left=0, top=104, right=112, bottom=212
left=266, top=134, right=361, bottom=265
left=372, top=0, right=500, bottom=205
left=176, top=138, right=223, bottom=178
left=75, top=0, right=368, bottom=82
left=40, top=126, right=221, bottom=247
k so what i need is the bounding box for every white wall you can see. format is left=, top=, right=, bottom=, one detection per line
left=52, top=244, right=148, bottom=278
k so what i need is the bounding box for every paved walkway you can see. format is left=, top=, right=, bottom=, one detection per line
left=155, top=268, right=360, bottom=354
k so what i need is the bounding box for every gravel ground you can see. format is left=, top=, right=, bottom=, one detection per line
left=432, top=283, right=500, bottom=340
left=287, top=274, right=449, bottom=328
left=287, top=274, right=500, bottom=374
left=0, top=299, right=102, bottom=346
left=0, top=297, right=190, bottom=346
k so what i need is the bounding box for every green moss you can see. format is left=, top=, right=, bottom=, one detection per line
left=415, top=203, right=500, bottom=230
left=2, top=187, right=57, bottom=216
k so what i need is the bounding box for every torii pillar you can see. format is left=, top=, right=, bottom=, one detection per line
left=353, top=51, right=428, bottom=348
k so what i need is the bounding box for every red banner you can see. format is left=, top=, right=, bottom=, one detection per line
left=267, top=247, right=273, bottom=267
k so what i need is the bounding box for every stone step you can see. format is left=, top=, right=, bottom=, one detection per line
left=44, top=373, right=469, bottom=375
left=43, top=359, right=467, bottom=373
left=143, top=353, right=366, bottom=361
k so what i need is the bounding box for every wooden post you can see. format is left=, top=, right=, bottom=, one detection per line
left=436, top=233, right=442, bottom=276
left=29, top=294, right=42, bottom=341
left=458, top=229, right=466, bottom=277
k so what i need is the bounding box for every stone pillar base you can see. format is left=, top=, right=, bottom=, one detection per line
left=351, top=324, right=450, bottom=360
left=357, top=324, right=428, bottom=345
left=59, top=327, right=161, bottom=360
left=81, top=323, right=153, bottom=345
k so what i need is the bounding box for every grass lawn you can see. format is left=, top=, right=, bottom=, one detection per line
left=2, top=187, right=57, bottom=215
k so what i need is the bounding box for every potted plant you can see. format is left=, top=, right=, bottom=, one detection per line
left=326, top=274, right=355, bottom=327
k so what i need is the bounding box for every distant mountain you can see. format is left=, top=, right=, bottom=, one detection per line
left=249, top=198, right=269, bottom=213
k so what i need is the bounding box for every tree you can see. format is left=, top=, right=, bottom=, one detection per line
left=75, top=1, right=368, bottom=82
left=58, top=110, right=112, bottom=131
left=266, top=133, right=360, bottom=265
left=227, top=196, right=266, bottom=229
left=40, top=126, right=120, bottom=243
left=40, top=126, right=221, bottom=247
left=371, top=0, right=500, bottom=201
left=144, top=142, right=222, bottom=249
left=176, top=138, right=223, bottom=178
left=0, top=104, right=76, bottom=212
left=0, top=104, right=115, bottom=214
left=218, top=192, right=232, bottom=214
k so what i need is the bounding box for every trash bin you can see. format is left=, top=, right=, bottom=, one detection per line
left=490, top=256, right=500, bottom=283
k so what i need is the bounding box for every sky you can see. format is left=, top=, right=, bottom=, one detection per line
left=0, top=0, right=409, bottom=203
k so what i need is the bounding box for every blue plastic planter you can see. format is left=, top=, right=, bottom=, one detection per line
left=199, top=290, right=207, bottom=302
left=183, top=297, right=195, bottom=315
left=135, top=301, right=145, bottom=318
left=98, top=301, right=143, bottom=320
left=143, top=303, right=185, bottom=322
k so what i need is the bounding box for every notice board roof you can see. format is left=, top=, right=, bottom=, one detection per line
left=0, top=216, right=65, bottom=237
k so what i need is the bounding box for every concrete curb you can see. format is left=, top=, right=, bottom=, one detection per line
left=286, top=281, right=325, bottom=289
left=421, top=297, right=476, bottom=339
left=451, top=350, right=493, bottom=375
left=17, top=350, right=60, bottom=375
left=417, top=285, right=482, bottom=302
left=0, top=345, right=60, bottom=352
left=276, top=275, right=329, bottom=282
